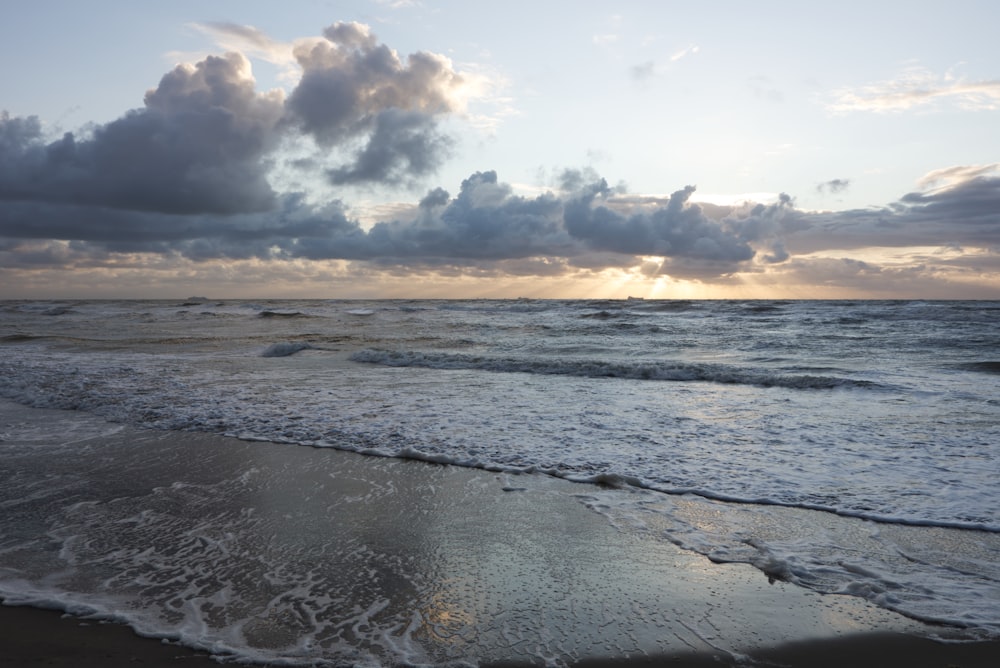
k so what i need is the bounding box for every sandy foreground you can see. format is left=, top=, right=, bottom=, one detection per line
left=1, top=602, right=999, bottom=667
left=0, top=400, right=997, bottom=667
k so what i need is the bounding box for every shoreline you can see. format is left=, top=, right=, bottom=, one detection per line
left=2, top=602, right=999, bottom=667
left=1, top=399, right=998, bottom=666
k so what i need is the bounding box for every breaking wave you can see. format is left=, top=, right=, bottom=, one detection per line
left=349, top=348, right=879, bottom=390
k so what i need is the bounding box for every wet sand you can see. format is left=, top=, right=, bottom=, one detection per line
left=2, top=602, right=998, bottom=667
left=1, top=400, right=997, bottom=666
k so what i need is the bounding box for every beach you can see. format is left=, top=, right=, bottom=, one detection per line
left=1, top=399, right=997, bottom=666
left=2, top=605, right=1000, bottom=667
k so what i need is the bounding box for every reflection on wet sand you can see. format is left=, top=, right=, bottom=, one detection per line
left=0, top=402, right=958, bottom=666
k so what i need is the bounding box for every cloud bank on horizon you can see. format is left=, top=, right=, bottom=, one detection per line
left=1, top=18, right=999, bottom=298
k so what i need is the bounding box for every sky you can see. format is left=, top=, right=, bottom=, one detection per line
left=2, top=0, right=1000, bottom=299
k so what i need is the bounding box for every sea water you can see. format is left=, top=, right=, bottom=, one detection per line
left=1, top=299, right=998, bottom=659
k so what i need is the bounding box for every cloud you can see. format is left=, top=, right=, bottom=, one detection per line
left=669, top=45, right=699, bottom=63
left=828, top=66, right=1000, bottom=113
left=916, top=164, right=999, bottom=190
left=0, top=161, right=773, bottom=279
left=0, top=21, right=478, bottom=218
left=787, top=166, right=1000, bottom=253
left=2, top=22, right=999, bottom=297
left=0, top=112, right=43, bottom=152
left=326, top=108, right=453, bottom=186
left=631, top=61, right=656, bottom=81
left=761, top=251, right=1000, bottom=299
left=190, top=22, right=297, bottom=68
left=0, top=193, right=359, bottom=258
left=282, top=171, right=768, bottom=277
left=317, top=170, right=571, bottom=262
left=564, top=182, right=756, bottom=263
left=897, top=169, right=1000, bottom=238
left=630, top=45, right=699, bottom=82
left=288, top=22, right=465, bottom=143
left=0, top=54, right=285, bottom=215
left=817, top=178, right=850, bottom=194
left=9, top=117, right=997, bottom=286
left=283, top=22, right=466, bottom=183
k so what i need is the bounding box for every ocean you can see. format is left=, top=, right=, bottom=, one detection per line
left=1, top=299, right=998, bottom=663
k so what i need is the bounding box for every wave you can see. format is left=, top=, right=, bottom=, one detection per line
left=40, top=305, right=76, bottom=316
left=349, top=349, right=880, bottom=390
left=261, top=342, right=314, bottom=357
left=617, top=480, right=1000, bottom=533
left=634, top=300, right=700, bottom=313
left=740, top=303, right=785, bottom=314
left=959, top=361, right=1000, bottom=374
left=1, top=334, right=46, bottom=343
left=580, top=310, right=627, bottom=319
left=257, top=310, right=309, bottom=318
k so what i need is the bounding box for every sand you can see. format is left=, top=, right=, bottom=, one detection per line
left=2, top=603, right=998, bottom=667
left=1, top=400, right=997, bottom=666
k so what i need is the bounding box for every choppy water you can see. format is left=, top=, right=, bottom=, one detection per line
left=1, top=299, right=998, bottom=659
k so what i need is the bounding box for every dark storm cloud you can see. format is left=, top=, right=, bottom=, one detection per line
left=0, top=161, right=769, bottom=279
left=288, top=171, right=574, bottom=262
left=0, top=54, right=284, bottom=215
left=787, top=171, right=1000, bottom=253
left=0, top=21, right=462, bottom=220
left=0, top=112, right=43, bottom=152
left=564, top=182, right=756, bottom=262
left=898, top=173, right=1000, bottom=228
left=326, top=109, right=453, bottom=186
left=0, top=239, right=73, bottom=268
left=727, top=193, right=799, bottom=264
left=0, top=193, right=363, bottom=261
